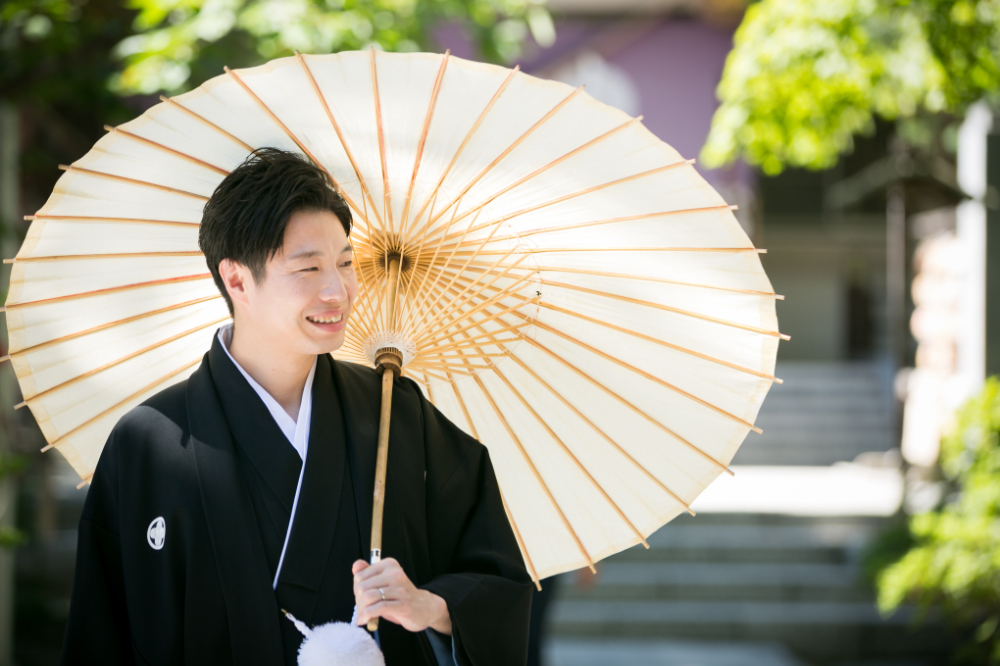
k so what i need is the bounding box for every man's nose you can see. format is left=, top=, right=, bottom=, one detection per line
left=320, top=271, right=348, bottom=302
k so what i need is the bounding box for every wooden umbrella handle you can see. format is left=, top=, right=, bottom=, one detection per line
left=367, top=365, right=395, bottom=632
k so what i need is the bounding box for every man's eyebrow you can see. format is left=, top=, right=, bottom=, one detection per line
left=287, top=249, right=323, bottom=260
left=286, top=245, right=351, bottom=260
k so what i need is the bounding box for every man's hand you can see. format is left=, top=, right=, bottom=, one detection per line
left=353, top=558, right=452, bottom=635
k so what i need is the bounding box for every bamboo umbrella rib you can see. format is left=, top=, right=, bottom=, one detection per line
left=533, top=265, right=784, bottom=299
left=400, top=51, right=450, bottom=237
left=349, top=266, right=379, bottom=339
left=409, top=208, right=511, bottom=337
left=409, top=363, right=484, bottom=376
left=223, top=66, right=369, bottom=225
left=499, top=489, right=542, bottom=590
left=538, top=300, right=782, bottom=384
left=490, top=363, right=651, bottom=548
left=417, top=260, right=531, bottom=348
left=446, top=246, right=761, bottom=257
left=430, top=312, right=592, bottom=590
left=507, top=326, right=734, bottom=475
left=295, top=52, right=385, bottom=232
left=369, top=49, right=393, bottom=233
left=425, top=302, right=699, bottom=517
left=437, top=261, right=782, bottom=304
left=1, top=273, right=212, bottom=312
left=424, top=86, right=586, bottom=231
left=359, top=193, right=388, bottom=330
left=448, top=371, right=479, bottom=440
left=421, top=375, right=434, bottom=401
left=415, top=270, right=534, bottom=347
left=412, top=252, right=531, bottom=343
left=426, top=287, right=734, bottom=476
left=400, top=206, right=466, bottom=323
left=418, top=351, right=510, bottom=360
left=437, top=271, right=781, bottom=383
left=441, top=271, right=781, bottom=384
left=430, top=288, right=584, bottom=589
left=24, top=214, right=200, bottom=228
left=58, top=165, right=209, bottom=201
left=424, top=297, right=658, bottom=552
left=412, top=368, right=455, bottom=382
left=104, top=125, right=229, bottom=175
left=432, top=159, right=695, bottom=245
left=441, top=117, right=645, bottom=232
left=507, top=354, right=696, bottom=516
left=399, top=203, right=481, bottom=332
left=406, top=66, right=520, bottom=238
left=540, top=279, right=790, bottom=340
left=417, top=295, right=538, bottom=351
left=41, top=356, right=203, bottom=452
left=473, top=373, right=597, bottom=573
left=442, top=204, right=738, bottom=249
left=397, top=190, right=443, bottom=314
left=525, top=316, right=763, bottom=433
left=15, top=316, right=229, bottom=409
left=5, top=295, right=223, bottom=359
left=420, top=327, right=524, bottom=354
left=159, top=95, right=254, bottom=152
left=6, top=251, right=203, bottom=264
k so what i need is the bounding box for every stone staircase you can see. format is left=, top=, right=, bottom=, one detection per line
left=547, top=513, right=953, bottom=665
left=544, top=361, right=957, bottom=665
left=734, top=361, right=896, bottom=467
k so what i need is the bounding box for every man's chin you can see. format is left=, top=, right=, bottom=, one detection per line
left=305, top=330, right=347, bottom=356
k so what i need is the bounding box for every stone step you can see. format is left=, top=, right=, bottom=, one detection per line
left=755, top=412, right=892, bottom=427
left=545, top=639, right=808, bottom=666
left=548, top=601, right=952, bottom=662
left=763, top=381, right=890, bottom=397
left=559, top=562, right=873, bottom=603
left=733, top=446, right=893, bottom=466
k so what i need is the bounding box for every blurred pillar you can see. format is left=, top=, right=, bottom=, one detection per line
left=0, top=101, right=18, bottom=666
left=886, top=181, right=907, bottom=370
left=957, top=102, right=992, bottom=391
left=987, top=131, right=1000, bottom=378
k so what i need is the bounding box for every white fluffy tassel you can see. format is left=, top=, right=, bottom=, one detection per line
left=283, top=610, right=385, bottom=666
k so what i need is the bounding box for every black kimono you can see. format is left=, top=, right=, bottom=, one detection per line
left=62, top=336, right=532, bottom=665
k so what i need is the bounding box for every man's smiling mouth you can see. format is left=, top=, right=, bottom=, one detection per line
left=307, top=314, right=343, bottom=324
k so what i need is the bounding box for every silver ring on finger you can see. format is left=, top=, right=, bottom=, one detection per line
left=379, top=587, right=385, bottom=602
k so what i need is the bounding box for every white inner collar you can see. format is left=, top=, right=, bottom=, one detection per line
left=217, top=324, right=316, bottom=461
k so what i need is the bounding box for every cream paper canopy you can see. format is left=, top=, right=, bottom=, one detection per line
left=5, top=50, right=783, bottom=583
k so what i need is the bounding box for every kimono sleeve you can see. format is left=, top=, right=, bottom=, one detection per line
left=62, top=429, right=134, bottom=665
left=416, top=387, right=533, bottom=666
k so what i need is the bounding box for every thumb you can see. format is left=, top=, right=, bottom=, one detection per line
left=352, top=559, right=369, bottom=575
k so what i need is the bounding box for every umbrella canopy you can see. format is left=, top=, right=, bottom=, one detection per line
left=4, top=50, right=783, bottom=584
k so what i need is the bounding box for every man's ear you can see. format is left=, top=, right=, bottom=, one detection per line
left=218, top=259, right=251, bottom=307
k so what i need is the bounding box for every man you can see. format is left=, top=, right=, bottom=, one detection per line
left=62, top=148, right=533, bottom=665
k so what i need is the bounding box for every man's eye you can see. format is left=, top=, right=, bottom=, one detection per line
left=341, top=260, right=353, bottom=268
left=301, top=267, right=318, bottom=272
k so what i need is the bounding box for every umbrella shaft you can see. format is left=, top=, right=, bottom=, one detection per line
left=367, top=365, right=395, bottom=632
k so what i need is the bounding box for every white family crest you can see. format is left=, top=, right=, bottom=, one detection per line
left=146, top=516, right=166, bottom=550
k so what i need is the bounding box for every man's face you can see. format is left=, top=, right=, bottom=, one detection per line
left=238, top=209, right=357, bottom=355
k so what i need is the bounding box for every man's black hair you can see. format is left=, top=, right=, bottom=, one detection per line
left=199, top=147, right=353, bottom=314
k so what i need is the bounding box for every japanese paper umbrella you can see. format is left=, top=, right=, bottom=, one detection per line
left=4, top=50, right=784, bottom=595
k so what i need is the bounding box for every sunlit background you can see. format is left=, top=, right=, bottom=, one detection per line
left=1, top=0, right=999, bottom=663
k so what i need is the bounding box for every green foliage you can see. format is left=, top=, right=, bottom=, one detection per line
left=0, top=453, right=28, bottom=551
left=702, top=0, right=1000, bottom=175
left=111, top=0, right=553, bottom=94
left=875, top=378, right=1000, bottom=663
